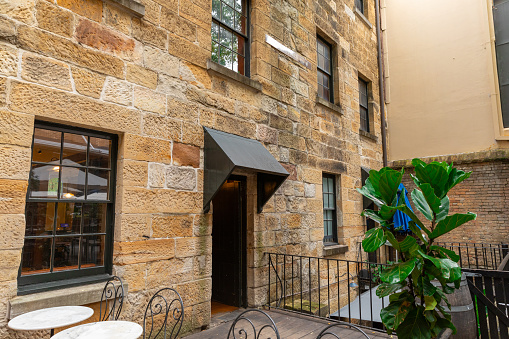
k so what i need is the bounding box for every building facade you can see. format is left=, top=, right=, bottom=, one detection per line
left=382, top=0, right=509, bottom=245
left=0, top=0, right=382, bottom=336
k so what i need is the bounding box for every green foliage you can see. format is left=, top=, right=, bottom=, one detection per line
left=357, top=159, right=476, bottom=339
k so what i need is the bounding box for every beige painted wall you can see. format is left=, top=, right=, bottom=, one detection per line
left=383, top=0, right=509, bottom=161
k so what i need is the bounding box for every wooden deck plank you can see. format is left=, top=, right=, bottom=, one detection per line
left=183, top=309, right=392, bottom=339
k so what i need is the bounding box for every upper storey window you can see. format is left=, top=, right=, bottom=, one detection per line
left=317, top=36, right=333, bottom=103
left=355, top=0, right=364, bottom=14
left=359, top=78, right=370, bottom=133
left=211, top=0, right=249, bottom=76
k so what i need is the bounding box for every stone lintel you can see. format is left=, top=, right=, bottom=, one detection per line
left=206, top=60, right=262, bottom=92
left=9, top=281, right=129, bottom=319
left=106, top=0, right=145, bottom=17
left=390, top=149, right=509, bottom=168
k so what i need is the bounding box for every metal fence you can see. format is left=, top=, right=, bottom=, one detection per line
left=266, top=252, right=388, bottom=332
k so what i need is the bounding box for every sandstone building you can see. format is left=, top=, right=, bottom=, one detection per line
left=0, top=0, right=383, bottom=336
left=382, top=0, right=509, bottom=245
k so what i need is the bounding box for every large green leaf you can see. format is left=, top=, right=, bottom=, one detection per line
left=414, top=163, right=449, bottom=198
left=378, top=169, right=403, bottom=205
left=361, top=209, right=387, bottom=224
left=362, top=227, right=386, bottom=252
left=399, top=236, right=418, bottom=253
left=396, top=307, right=432, bottom=339
left=408, top=221, right=428, bottom=245
left=376, top=281, right=406, bottom=298
left=420, top=251, right=461, bottom=281
left=356, top=186, right=384, bottom=207
left=424, top=295, right=437, bottom=311
left=385, top=230, right=400, bottom=250
left=435, top=196, right=450, bottom=223
left=418, top=183, right=440, bottom=212
left=430, top=213, right=477, bottom=239
left=422, top=278, right=437, bottom=296
left=380, top=298, right=413, bottom=333
left=379, top=204, right=397, bottom=220
left=411, top=188, right=433, bottom=221
left=380, top=258, right=419, bottom=284
left=430, top=245, right=460, bottom=262
left=446, top=168, right=471, bottom=193
left=393, top=205, right=432, bottom=238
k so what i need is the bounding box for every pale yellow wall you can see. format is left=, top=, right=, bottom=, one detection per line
left=383, top=0, right=509, bottom=161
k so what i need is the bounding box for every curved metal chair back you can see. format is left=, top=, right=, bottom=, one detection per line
left=99, top=275, right=125, bottom=321
left=316, top=322, right=371, bottom=339
left=227, top=309, right=281, bottom=339
left=143, top=288, right=184, bottom=339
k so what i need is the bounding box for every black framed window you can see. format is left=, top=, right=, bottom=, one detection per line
left=211, top=0, right=249, bottom=75
left=317, top=37, right=333, bottom=103
left=359, top=78, right=370, bottom=133
left=19, top=122, right=117, bottom=290
left=322, top=174, right=338, bottom=244
left=355, top=0, right=364, bottom=14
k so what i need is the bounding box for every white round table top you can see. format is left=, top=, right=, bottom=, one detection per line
left=8, top=306, right=94, bottom=331
left=51, top=321, right=143, bottom=339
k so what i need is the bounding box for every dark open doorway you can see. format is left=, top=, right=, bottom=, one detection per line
left=211, top=175, right=247, bottom=309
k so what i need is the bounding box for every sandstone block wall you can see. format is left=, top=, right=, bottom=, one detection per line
left=0, top=0, right=382, bottom=336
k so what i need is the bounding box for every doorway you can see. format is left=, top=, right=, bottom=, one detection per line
left=211, top=176, right=247, bottom=310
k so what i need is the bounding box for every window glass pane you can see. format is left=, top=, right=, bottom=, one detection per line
left=328, top=177, right=334, bottom=192
left=212, top=22, right=219, bottom=41
left=21, top=238, right=52, bottom=275
left=224, top=0, right=234, bottom=7
left=25, top=202, right=55, bottom=236
left=323, top=86, right=330, bottom=101
left=81, top=235, right=105, bottom=267
left=212, top=0, right=220, bottom=19
left=234, top=12, right=246, bottom=33
left=83, top=204, right=107, bottom=234
left=220, top=27, right=233, bottom=49
left=56, top=203, right=82, bottom=235
left=222, top=3, right=234, bottom=26
left=62, top=133, right=87, bottom=167
left=329, top=194, right=334, bottom=208
left=29, top=164, right=61, bottom=199
left=53, top=237, right=79, bottom=271
left=234, top=0, right=242, bottom=12
left=232, top=34, right=239, bottom=53
left=219, top=46, right=233, bottom=69
left=212, top=41, right=219, bottom=63
left=232, top=53, right=239, bottom=73
left=61, top=166, right=86, bottom=200
left=32, top=128, right=61, bottom=164
left=89, top=137, right=111, bottom=168
left=87, top=169, right=109, bottom=200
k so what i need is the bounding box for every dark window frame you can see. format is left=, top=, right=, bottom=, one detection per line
left=355, top=0, right=365, bottom=14
left=18, top=121, right=117, bottom=294
left=359, top=77, right=370, bottom=133
left=211, top=0, right=250, bottom=76
left=322, top=173, right=338, bottom=244
left=317, top=36, right=334, bottom=103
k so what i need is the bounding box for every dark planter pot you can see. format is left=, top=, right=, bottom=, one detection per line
left=432, top=273, right=476, bottom=339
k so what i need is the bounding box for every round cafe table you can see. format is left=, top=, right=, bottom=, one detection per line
left=51, top=320, right=143, bottom=339
left=8, top=305, right=94, bottom=337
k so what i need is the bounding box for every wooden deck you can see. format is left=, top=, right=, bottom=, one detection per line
left=184, top=309, right=392, bottom=339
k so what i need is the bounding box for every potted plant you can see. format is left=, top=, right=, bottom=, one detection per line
left=357, top=159, right=476, bottom=338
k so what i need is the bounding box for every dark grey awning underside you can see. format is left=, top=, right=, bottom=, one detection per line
left=203, top=127, right=289, bottom=213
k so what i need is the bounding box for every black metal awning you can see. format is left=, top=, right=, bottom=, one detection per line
left=203, top=127, right=289, bottom=213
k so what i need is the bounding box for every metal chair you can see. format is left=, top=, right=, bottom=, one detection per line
left=316, top=322, right=371, bottom=338
left=99, top=275, right=125, bottom=321
left=143, top=288, right=184, bottom=339
left=227, top=309, right=281, bottom=339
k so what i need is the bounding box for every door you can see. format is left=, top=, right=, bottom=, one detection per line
left=211, top=176, right=247, bottom=307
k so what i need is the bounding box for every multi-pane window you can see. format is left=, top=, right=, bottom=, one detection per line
left=359, top=78, right=370, bottom=132
left=355, top=0, right=364, bottom=14
left=211, top=0, right=249, bottom=75
left=322, top=174, right=338, bottom=244
left=317, top=37, right=333, bottom=103
left=20, top=122, right=116, bottom=289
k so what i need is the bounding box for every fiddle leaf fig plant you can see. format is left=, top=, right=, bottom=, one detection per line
left=357, top=159, right=476, bottom=339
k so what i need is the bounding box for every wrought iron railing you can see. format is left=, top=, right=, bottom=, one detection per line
left=266, top=252, right=388, bottom=332
left=436, top=242, right=508, bottom=270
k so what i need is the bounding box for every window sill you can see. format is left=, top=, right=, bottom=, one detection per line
left=206, top=60, right=262, bottom=92
left=107, top=0, right=145, bottom=17
left=10, top=277, right=128, bottom=319
left=354, top=8, right=372, bottom=29
left=323, top=244, right=348, bottom=257
left=359, top=129, right=378, bottom=142
left=316, top=96, right=343, bottom=115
